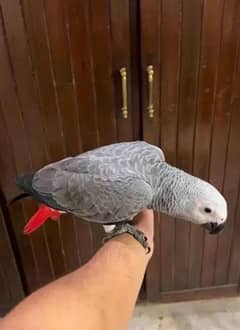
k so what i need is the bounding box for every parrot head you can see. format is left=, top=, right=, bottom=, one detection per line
left=175, top=177, right=227, bottom=234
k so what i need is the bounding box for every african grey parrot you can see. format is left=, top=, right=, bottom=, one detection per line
left=15, top=141, right=227, bottom=252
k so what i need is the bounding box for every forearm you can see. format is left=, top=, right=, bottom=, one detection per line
left=83, top=235, right=151, bottom=329
left=1, top=232, right=152, bottom=330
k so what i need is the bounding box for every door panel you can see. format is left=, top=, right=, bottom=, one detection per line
left=175, top=0, right=204, bottom=291
left=140, top=0, right=161, bottom=145
left=139, top=0, right=161, bottom=300
left=141, top=0, right=240, bottom=300
left=0, top=0, right=139, bottom=293
left=157, top=0, right=183, bottom=293
left=0, top=206, right=24, bottom=314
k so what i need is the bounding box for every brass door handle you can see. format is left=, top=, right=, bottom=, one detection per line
left=146, top=65, right=154, bottom=118
left=120, top=67, right=128, bottom=119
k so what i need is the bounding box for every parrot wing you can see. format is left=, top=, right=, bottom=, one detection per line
left=33, top=169, right=153, bottom=224
left=80, top=141, right=165, bottom=162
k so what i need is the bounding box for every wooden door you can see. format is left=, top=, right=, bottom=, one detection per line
left=0, top=205, right=24, bottom=315
left=0, top=0, right=140, bottom=294
left=141, top=0, right=240, bottom=301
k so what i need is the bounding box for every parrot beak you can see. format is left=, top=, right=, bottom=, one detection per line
left=202, top=222, right=224, bottom=235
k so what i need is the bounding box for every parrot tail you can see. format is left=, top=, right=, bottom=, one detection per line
left=24, top=204, right=61, bottom=235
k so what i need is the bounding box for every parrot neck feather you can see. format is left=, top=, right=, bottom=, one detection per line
left=150, top=162, right=195, bottom=216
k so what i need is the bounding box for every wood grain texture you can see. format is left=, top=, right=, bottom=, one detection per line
left=213, top=1, right=240, bottom=286
left=0, top=0, right=137, bottom=300
left=159, top=0, right=181, bottom=292
left=140, top=0, right=161, bottom=300
left=1, top=0, right=240, bottom=304
left=20, top=0, right=69, bottom=281
left=159, top=284, right=238, bottom=303
left=64, top=0, right=98, bottom=260
left=129, top=0, right=141, bottom=141
left=175, top=0, right=203, bottom=291
left=0, top=206, right=24, bottom=309
left=89, top=0, right=117, bottom=147
left=202, top=0, right=240, bottom=288
left=110, top=0, right=131, bottom=141
left=140, top=0, right=161, bottom=146
left=43, top=0, right=83, bottom=275
left=142, top=0, right=240, bottom=299
left=0, top=4, right=46, bottom=291
left=194, top=0, right=225, bottom=288
left=228, top=30, right=240, bottom=284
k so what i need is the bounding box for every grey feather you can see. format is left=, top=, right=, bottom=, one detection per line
left=32, top=141, right=162, bottom=223
left=19, top=140, right=227, bottom=227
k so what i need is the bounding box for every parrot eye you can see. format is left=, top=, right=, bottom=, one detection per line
left=204, top=207, right=212, bottom=213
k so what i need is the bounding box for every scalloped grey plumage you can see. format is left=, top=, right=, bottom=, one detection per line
left=32, top=141, right=164, bottom=224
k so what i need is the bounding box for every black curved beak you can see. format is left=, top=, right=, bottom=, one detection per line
left=202, top=222, right=224, bottom=235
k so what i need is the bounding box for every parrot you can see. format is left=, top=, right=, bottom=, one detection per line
left=14, top=141, right=227, bottom=252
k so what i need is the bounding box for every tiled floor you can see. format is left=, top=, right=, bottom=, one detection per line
left=130, top=297, right=240, bottom=329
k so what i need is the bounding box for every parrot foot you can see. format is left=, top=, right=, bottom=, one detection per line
left=103, top=223, right=151, bottom=254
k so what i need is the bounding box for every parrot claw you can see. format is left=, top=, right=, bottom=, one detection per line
left=103, top=223, right=151, bottom=254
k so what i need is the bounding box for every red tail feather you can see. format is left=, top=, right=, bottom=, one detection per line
left=24, top=204, right=61, bottom=235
